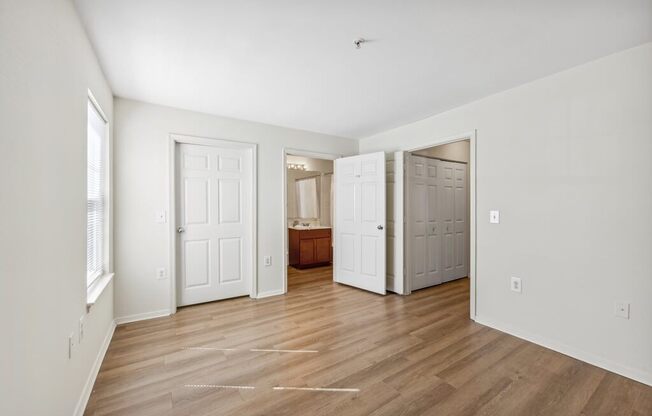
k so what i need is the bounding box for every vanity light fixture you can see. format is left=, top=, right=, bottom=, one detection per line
left=287, top=163, right=307, bottom=171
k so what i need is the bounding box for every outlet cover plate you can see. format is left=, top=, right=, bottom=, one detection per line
left=510, top=276, right=522, bottom=293
left=156, top=267, right=168, bottom=280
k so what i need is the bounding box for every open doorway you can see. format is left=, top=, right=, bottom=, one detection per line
left=282, top=150, right=339, bottom=293
left=282, top=149, right=388, bottom=296
left=404, top=139, right=472, bottom=294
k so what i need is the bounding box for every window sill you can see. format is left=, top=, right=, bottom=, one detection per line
left=87, top=272, right=114, bottom=312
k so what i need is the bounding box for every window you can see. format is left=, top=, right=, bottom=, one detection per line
left=87, top=98, right=107, bottom=287
left=295, top=176, right=320, bottom=219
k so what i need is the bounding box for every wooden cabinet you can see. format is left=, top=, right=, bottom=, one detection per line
left=289, top=228, right=332, bottom=268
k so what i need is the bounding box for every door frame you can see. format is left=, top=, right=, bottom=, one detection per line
left=403, top=130, right=477, bottom=320
left=168, top=134, right=258, bottom=314
left=281, top=148, right=342, bottom=294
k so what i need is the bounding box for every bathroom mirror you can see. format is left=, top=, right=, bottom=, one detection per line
left=295, top=175, right=320, bottom=219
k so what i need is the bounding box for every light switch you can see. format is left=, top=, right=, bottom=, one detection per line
left=490, top=210, right=500, bottom=224
left=156, top=210, right=167, bottom=224
left=614, top=301, right=630, bottom=319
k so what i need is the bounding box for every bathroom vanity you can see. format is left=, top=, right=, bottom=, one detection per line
left=288, top=226, right=332, bottom=268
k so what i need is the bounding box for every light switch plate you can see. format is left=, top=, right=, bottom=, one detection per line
left=490, top=210, right=500, bottom=224
left=614, top=301, right=630, bottom=319
left=156, top=210, right=167, bottom=224
left=68, top=333, right=74, bottom=359
left=264, top=256, right=272, bottom=267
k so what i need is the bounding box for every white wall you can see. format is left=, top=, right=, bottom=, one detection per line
left=0, top=1, right=115, bottom=415
left=360, top=43, right=652, bottom=385
left=113, top=98, right=357, bottom=316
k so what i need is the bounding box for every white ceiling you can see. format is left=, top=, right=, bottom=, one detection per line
left=74, top=0, right=652, bottom=138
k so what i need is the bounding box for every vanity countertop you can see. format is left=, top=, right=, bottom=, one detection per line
left=288, top=225, right=331, bottom=230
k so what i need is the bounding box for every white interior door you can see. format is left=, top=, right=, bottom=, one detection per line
left=386, top=152, right=405, bottom=294
left=437, top=160, right=468, bottom=283
left=176, top=143, right=253, bottom=306
left=408, top=155, right=443, bottom=290
left=333, top=152, right=386, bottom=295
left=440, top=161, right=456, bottom=282
left=408, top=155, right=468, bottom=290
left=450, top=162, right=468, bottom=281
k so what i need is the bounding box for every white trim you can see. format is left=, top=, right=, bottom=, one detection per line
left=402, top=130, right=477, bottom=320
left=470, top=130, right=477, bottom=319
left=73, top=319, right=116, bottom=416
left=281, top=148, right=342, bottom=294
left=87, top=89, right=108, bottom=123
left=475, top=315, right=652, bottom=387
left=255, top=289, right=285, bottom=299
left=114, top=309, right=171, bottom=325
left=86, top=90, right=113, bottom=297
left=386, top=151, right=405, bottom=295
left=86, top=272, right=114, bottom=311
left=168, top=134, right=258, bottom=313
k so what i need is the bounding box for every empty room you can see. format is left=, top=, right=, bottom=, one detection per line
left=1, top=1, right=651, bottom=415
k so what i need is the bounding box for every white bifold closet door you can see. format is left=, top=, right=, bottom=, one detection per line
left=408, top=155, right=468, bottom=291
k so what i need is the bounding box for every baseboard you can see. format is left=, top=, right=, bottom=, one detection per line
left=114, top=309, right=171, bottom=325
left=73, top=319, right=116, bottom=416
left=256, top=289, right=285, bottom=299
left=474, top=315, right=652, bottom=387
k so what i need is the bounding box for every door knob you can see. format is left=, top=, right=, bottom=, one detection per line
left=377, top=225, right=384, bottom=230
left=177, top=227, right=185, bottom=233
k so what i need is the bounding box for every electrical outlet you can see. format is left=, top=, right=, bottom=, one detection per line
left=79, top=316, right=85, bottom=343
left=614, top=301, right=630, bottom=319
left=264, top=256, right=272, bottom=267
left=510, top=276, right=522, bottom=293
left=68, top=333, right=75, bottom=359
left=156, top=267, right=168, bottom=280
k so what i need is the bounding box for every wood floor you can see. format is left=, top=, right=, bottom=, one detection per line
left=85, top=266, right=652, bottom=416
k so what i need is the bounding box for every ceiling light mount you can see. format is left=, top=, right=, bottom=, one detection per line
left=353, top=38, right=366, bottom=49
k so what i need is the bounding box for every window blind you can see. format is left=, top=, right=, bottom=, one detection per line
left=87, top=101, right=106, bottom=286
